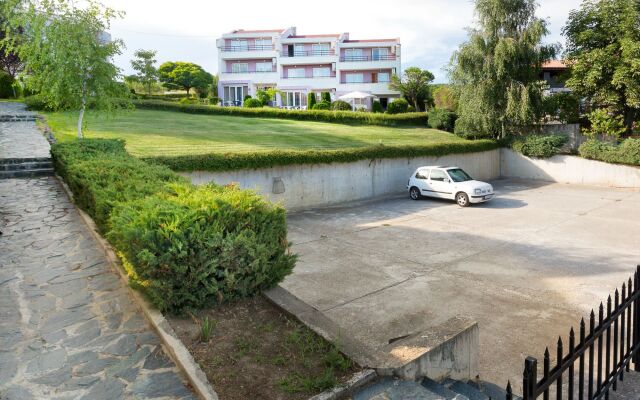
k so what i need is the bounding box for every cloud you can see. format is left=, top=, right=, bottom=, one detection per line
left=103, top=0, right=582, bottom=83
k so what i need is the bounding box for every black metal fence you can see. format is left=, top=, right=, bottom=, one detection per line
left=506, top=265, right=640, bottom=400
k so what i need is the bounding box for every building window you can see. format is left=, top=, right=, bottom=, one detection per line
left=312, top=43, right=330, bottom=55
left=282, top=91, right=307, bottom=107
left=231, top=63, right=248, bottom=73
left=223, top=85, right=248, bottom=105
left=230, top=40, right=248, bottom=51
left=345, top=73, right=364, bottom=83
left=345, top=48, right=363, bottom=61
left=256, top=62, right=272, bottom=72
left=378, top=72, right=390, bottom=82
left=288, top=68, right=306, bottom=78
left=372, top=48, right=389, bottom=61
left=255, top=38, right=272, bottom=48
left=313, top=67, right=331, bottom=77
left=294, top=44, right=306, bottom=56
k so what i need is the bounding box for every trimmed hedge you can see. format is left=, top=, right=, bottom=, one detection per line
left=428, top=109, right=457, bottom=132
left=145, top=140, right=501, bottom=172
left=243, top=98, right=262, bottom=108
left=510, top=134, right=568, bottom=158
left=386, top=99, right=409, bottom=114
left=579, top=138, right=640, bottom=166
left=132, top=99, right=428, bottom=126
left=51, top=139, right=295, bottom=313
left=108, top=183, right=295, bottom=313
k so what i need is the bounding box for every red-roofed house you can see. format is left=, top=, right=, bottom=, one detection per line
left=540, top=60, right=571, bottom=94
left=216, top=27, right=401, bottom=109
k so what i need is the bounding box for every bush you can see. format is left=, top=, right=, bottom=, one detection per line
left=243, top=98, right=262, bottom=108
left=108, top=183, right=296, bottom=313
left=542, top=92, right=580, bottom=123
left=51, top=140, right=184, bottom=232
left=579, top=138, right=640, bottom=166
left=179, top=97, right=198, bottom=105
left=428, top=109, right=457, bottom=132
left=0, top=72, right=15, bottom=98
left=312, top=101, right=331, bottom=110
left=372, top=101, right=383, bottom=113
left=52, top=139, right=295, bottom=313
left=208, top=96, right=220, bottom=105
left=307, top=92, right=317, bottom=110
left=386, top=98, right=409, bottom=114
left=243, top=95, right=252, bottom=101
left=24, top=95, right=52, bottom=111
left=331, top=100, right=352, bottom=111
left=582, top=109, right=626, bottom=139
left=407, top=105, right=416, bottom=113
left=510, top=134, right=569, bottom=158
left=321, top=92, right=331, bottom=103
left=132, top=99, right=428, bottom=127
left=146, top=140, right=501, bottom=172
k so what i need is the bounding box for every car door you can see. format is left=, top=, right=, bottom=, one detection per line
left=413, top=169, right=433, bottom=197
left=428, top=169, right=454, bottom=199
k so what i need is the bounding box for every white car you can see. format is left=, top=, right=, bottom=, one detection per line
left=407, top=166, right=494, bottom=207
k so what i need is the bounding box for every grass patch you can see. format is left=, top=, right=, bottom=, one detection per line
left=42, top=108, right=466, bottom=157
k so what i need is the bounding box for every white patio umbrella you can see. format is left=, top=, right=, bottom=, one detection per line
left=338, top=91, right=377, bottom=110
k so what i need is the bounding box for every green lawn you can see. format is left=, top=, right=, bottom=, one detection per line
left=44, top=109, right=465, bottom=157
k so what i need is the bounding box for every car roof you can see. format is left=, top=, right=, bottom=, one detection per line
left=417, top=166, right=459, bottom=170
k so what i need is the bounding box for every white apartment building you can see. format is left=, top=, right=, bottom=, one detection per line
left=216, top=27, right=401, bottom=109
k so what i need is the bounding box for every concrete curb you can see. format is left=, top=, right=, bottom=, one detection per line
left=308, top=369, right=378, bottom=400
left=55, top=175, right=219, bottom=400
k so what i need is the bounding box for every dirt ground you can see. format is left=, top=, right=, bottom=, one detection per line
left=168, top=296, right=359, bottom=400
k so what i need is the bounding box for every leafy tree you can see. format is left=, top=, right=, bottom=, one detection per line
left=432, top=85, right=458, bottom=111
left=389, top=67, right=434, bottom=111
left=582, top=109, right=626, bottom=139
left=130, top=49, right=158, bottom=95
left=449, top=0, right=556, bottom=139
left=562, top=0, right=640, bottom=134
left=0, top=14, right=23, bottom=97
left=5, top=0, right=129, bottom=138
left=321, top=92, right=331, bottom=103
left=158, top=61, right=213, bottom=95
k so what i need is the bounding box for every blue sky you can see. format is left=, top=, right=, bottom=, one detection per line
left=102, top=0, right=583, bottom=83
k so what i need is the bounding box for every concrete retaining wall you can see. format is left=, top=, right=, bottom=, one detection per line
left=501, top=148, right=640, bottom=188
left=181, top=149, right=501, bottom=210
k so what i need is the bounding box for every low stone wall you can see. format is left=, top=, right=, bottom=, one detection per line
left=501, top=148, right=640, bottom=188
left=180, top=149, right=501, bottom=210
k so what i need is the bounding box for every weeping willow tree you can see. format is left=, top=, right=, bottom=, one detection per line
left=449, top=0, right=557, bottom=139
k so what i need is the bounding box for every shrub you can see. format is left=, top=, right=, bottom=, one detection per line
left=428, top=109, right=457, bottom=132
left=582, top=109, right=626, bottom=139
left=208, top=96, right=220, bottom=105
left=372, top=101, right=383, bottom=113
left=331, top=100, right=352, bottom=111
left=542, top=92, right=580, bottom=123
left=407, top=105, right=416, bottom=113
left=132, top=100, right=428, bottom=127
left=0, top=72, right=15, bottom=98
left=52, top=139, right=295, bottom=313
left=307, top=92, right=317, bottom=110
left=510, top=134, right=568, bottom=158
left=312, top=101, right=331, bottom=110
left=146, top=140, right=501, bottom=172
left=579, top=138, right=640, bottom=166
left=24, top=95, right=52, bottom=111
left=243, top=98, right=262, bottom=108
left=255, top=90, right=271, bottom=106
left=243, top=94, right=252, bottom=101
left=321, top=92, right=331, bottom=103
left=108, top=183, right=296, bottom=313
left=179, top=97, right=198, bottom=105
left=386, top=98, right=409, bottom=114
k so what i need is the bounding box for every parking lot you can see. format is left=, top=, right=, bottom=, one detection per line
left=281, top=179, right=640, bottom=386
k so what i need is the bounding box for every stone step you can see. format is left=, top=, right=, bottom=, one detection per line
left=354, top=377, right=453, bottom=400
left=0, top=157, right=51, bottom=165
left=0, top=168, right=54, bottom=179
left=443, top=379, right=490, bottom=400
left=0, top=114, right=37, bottom=122
left=0, top=161, right=53, bottom=171
left=422, top=377, right=470, bottom=399
left=467, top=380, right=522, bottom=400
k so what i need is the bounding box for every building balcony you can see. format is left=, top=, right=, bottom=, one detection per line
left=282, top=50, right=335, bottom=57
left=339, top=54, right=396, bottom=62
left=219, top=71, right=279, bottom=83
left=279, top=76, right=339, bottom=89
left=219, top=46, right=276, bottom=60
left=337, top=82, right=397, bottom=95
left=220, top=45, right=274, bottom=52
left=338, top=56, right=399, bottom=71
left=279, top=52, right=338, bottom=65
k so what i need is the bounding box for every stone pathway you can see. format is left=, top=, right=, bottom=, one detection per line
left=0, top=103, right=49, bottom=160
left=0, top=103, right=195, bottom=399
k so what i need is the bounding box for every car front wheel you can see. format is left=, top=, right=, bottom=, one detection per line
left=409, top=186, right=421, bottom=200
left=456, top=192, right=470, bottom=207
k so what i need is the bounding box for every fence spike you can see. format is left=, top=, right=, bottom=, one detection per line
left=545, top=347, right=550, bottom=359
left=629, top=277, right=633, bottom=292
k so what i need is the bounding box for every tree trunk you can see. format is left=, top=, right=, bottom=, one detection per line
left=11, top=85, right=16, bottom=99
left=186, top=87, right=190, bottom=95
left=623, top=107, right=636, bottom=136
left=77, top=94, right=86, bottom=139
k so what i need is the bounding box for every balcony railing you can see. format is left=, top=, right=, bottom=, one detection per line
left=282, top=50, right=335, bottom=57
left=223, top=70, right=274, bottom=74
left=341, top=78, right=391, bottom=84
left=282, top=75, right=336, bottom=79
left=220, top=45, right=274, bottom=52
left=339, top=54, right=397, bottom=62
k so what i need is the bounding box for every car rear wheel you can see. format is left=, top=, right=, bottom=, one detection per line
left=409, top=186, right=421, bottom=200
left=456, top=192, right=470, bottom=207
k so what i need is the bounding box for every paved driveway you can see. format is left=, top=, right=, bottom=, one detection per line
left=282, top=179, right=640, bottom=388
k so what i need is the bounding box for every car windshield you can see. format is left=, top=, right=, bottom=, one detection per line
left=447, top=168, right=473, bottom=182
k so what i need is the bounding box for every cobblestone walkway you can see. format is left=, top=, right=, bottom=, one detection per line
left=0, top=104, right=195, bottom=399
left=0, top=103, right=49, bottom=159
